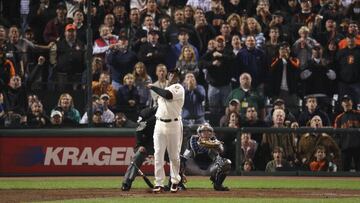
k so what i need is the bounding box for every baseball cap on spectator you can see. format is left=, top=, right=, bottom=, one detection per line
left=215, top=35, right=225, bottom=42
left=341, top=95, right=352, bottom=102
left=57, top=2, right=67, bottom=10
left=274, top=98, right=285, bottom=106
left=229, top=99, right=240, bottom=106
left=51, top=110, right=63, bottom=118
left=65, top=24, right=77, bottom=31
left=100, top=93, right=110, bottom=100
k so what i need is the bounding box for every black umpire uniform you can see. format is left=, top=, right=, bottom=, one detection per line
left=122, top=106, right=157, bottom=191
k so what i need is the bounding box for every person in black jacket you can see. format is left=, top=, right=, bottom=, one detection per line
left=300, top=45, right=336, bottom=110
left=335, top=34, right=360, bottom=107
left=199, top=35, right=233, bottom=116
left=138, top=30, right=168, bottom=80
left=55, top=24, right=85, bottom=91
left=267, top=42, right=301, bottom=115
left=334, top=95, right=360, bottom=171
left=121, top=106, right=157, bottom=191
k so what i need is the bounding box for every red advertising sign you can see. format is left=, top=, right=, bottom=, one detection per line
left=0, top=135, right=164, bottom=176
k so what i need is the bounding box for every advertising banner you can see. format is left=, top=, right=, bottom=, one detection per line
left=0, top=135, right=161, bottom=176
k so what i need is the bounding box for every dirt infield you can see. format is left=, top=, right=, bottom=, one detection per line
left=2, top=176, right=360, bottom=202
left=2, top=188, right=360, bottom=202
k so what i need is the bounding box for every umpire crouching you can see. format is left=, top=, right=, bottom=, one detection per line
left=121, top=106, right=157, bottom=191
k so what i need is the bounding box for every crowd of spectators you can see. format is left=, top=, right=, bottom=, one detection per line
left=0, top=0, right=359, bottom=171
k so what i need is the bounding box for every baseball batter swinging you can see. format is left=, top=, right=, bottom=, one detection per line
left=147, top=67, right=184, bottom=193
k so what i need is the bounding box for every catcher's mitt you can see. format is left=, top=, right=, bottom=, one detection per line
left=198, top=138, right=223, bottom=149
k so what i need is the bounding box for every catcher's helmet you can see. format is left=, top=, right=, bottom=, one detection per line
left=197, top=123, right=214, bottom=134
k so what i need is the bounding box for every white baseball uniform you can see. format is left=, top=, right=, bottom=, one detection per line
left=153, top=83, right=185, bottom=187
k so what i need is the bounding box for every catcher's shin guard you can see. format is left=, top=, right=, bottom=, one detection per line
left=209, top=156, right=231, bottom=191
left=122, top=150, right=146, bottom=191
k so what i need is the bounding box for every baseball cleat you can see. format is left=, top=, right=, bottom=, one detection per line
left=170, top=183, right=179, bottom=193
left=152, top=186, right=164, bottom=193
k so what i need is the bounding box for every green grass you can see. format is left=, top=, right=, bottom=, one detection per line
left=1, top=176, right=360, bottom=190
left=39, top=197, right=360, bottom=203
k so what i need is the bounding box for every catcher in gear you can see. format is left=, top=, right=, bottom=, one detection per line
left=121, top=106, right=157, bottom=191
left=180, top=123, right=231, bottom=191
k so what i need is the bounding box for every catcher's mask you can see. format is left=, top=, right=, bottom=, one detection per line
left=197, top=123, right=214, bottom=136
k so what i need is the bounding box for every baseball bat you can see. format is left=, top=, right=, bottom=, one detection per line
left=131, top=162, right=154, bottom=189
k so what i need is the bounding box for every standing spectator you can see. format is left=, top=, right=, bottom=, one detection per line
left=300, top=45, right=337, bottom=102
left=43, top=2, right=68, bottom=43
left=123, top=8, right=141, bottom=50
left=72, top=9, right=86, bottom=44
left=199, top=35, right=232, bottom=116
left=92, top=72, right=117, bottom=108
left=292, top=26, right=318, bottom=69
left=55, top=24, right=85, bottom=91
left=262, top=109, right=297, bottom=166
left=182, top=72, right=206, bottom=126
left=106, top=35, right=138, bottom=91
left=226, top=14, right=243, bottom=36
left=133, top=62, right=152, bottom=109
left=265, top=146, right=292, bottom=172
left=139, top=0, right=164, bottom=27
left=28, top=0, right=56, bottom=44
left=298, top=96, right=331, bottom=126
left=338, top=21, right=360, bottom=49
left=52, top=93, right=81, bottom=124
left=138, top=30, right=168, bottom=80
left=116, top=73, right=140, bottom=122
left=227, top=73, right=266, bottom=120
left=255, top=0, right=272, bottom=34
left=314, top=18, right=344, bottom=47
left=237, top=35, right=267, bottom=91
left=194, top=14, right=217, bottom=55
left=290, top=0, right=317, bottom=40
left=150, top=64, right=169, bottom=107
left=267, top=42, right=301, bottom=115
left=93, top=25, right=119, bottom=58
left=175, top=45, right=200, bottom=80
left=184, top=5, right=195, bottom=25
left=335, top=33, right=360, bottom=107
left=2, top=75, right=27, bottom=115
left=265, top=26, right=281, bottom=67
left=298, top=115, right=341, bottom=169
left=334, top=95, right=360, bottom=171
left=0, top=47, right=16, bottom=90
